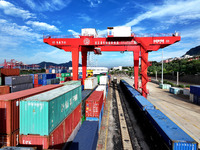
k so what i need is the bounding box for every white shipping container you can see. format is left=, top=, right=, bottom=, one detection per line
left=107, top=26, right=131, bottom=37
left=81, top=28, right=98, bottom=37
left=52, top=69, right=56, bottom=73
left=190, top=93, right=194, bottom=102
left=100, top=76, right=108, bottom=85
left=84, top=77, right=98, bottom=89
left=96, top=85, right=106, bottom=99
left=183, top=88, right=190, bottom=96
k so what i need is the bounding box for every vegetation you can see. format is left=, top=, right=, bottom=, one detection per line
left=148, top=59, right=200, bottom=75
left=20, top=69, right=45, bottom=74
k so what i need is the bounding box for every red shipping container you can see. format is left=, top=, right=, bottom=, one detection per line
left=34, top=74, right=38, bottom=80
left=0, top=69, right=20, bottom=76
left=34, top=79, right=38, bottom=85
left=85, top=91, right=103, bottom=118
left=19, top=104, right=81, bottom=150
left=56, top=73, right=61, bottom=77
left=34, top=84, right=42, bottom=88
left=1, top=69, right=20, bottom=85
left=64, top=77, right=72, bottom=82
left=0, top=129, right=19, bottom=147
left=73, top=103, right=81, bottom=130
left=0, top=84, right=63, bottom=134
left=64, top=111, right=73, bottom=142
left=0, top=86, right=10, bottom=95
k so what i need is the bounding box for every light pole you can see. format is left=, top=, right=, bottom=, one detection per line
left=161, top=49, right=163, bottom=84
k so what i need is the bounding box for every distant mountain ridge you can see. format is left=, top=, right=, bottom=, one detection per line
left=36, top=61, right=82, bottom=68
left=184, top=45, right=200, bottom=56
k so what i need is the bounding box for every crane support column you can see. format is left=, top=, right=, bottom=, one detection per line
left=81, top=51, right=87, bottom=85
left=140, top=47, right=149, bottom=97
left=72, top=46, right=79, bottom=80
left=134, top=50, right=139, bottom=90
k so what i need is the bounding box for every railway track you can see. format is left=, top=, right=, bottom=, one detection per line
left=111, top=79, right=169, bottom=150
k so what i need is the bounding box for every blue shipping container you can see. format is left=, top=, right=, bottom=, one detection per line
left=134, top=96, right=155, bottom=111
left=69, top=121, right=99, bottom=150
left=145, top=109, right=198, bottom=150
left=190, top=85, right=200, bottom=96
left=86, top=104, right=104, bottom=131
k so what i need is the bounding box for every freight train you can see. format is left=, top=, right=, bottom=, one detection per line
left=120, top=79, right=198, bottom=150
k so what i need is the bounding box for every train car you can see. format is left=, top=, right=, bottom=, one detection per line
left=145, top=109, right=198, bottom=150
left=134, top=95, right=155, bottom=111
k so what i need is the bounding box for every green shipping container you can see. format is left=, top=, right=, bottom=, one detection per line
left=61, top=73, right=71, bottom=77
left=60, top=77, right=65, bottom=81
left=20, top=85, right=82, bottom=136
left=96, top=75, right=103, bottom=84
left=62, top=80, right=81, bottom=86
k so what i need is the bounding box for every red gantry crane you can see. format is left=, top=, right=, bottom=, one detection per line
left=43, top=27, right=180, bottom=97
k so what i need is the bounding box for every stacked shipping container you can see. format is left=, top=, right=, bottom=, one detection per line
left=0, top=84, right=63, bottom=147
left=190, top=85, right=200, bottom=105
left=0, top=69, right=20, bottom=85
left=84, top=77, right=98, bottom=89
left=19, top=84, right=82, bottom=149
left=5, top=76, right=33, bottom=92
left=85, top=91, right=104, bottom=130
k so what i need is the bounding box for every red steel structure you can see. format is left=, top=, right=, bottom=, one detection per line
left=43, top=32, right=180, bottom=97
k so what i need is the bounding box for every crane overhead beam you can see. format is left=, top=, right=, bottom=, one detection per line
left=43, top=31, right=181, bottom=98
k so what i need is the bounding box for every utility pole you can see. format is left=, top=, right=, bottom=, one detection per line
left=177, top=72, right=179, bottom=85
left=156, top=71, right=157, bottom=81
left=161, top=49, right=164, bottom=84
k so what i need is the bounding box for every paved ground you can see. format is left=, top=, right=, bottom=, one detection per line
left=123, top=76, right=200, bottom=149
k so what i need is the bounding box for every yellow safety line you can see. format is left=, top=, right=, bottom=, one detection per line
left=104, top=87, right=112, bottom=150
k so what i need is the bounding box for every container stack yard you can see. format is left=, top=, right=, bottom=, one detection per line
left=0, top=26, right=199, bottom=150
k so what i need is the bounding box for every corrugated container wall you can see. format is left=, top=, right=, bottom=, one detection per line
left=0, top=84, right=62, bottom=134
left=0, top=69, right=20, bottom=85
left=85, top=91, right=103, bottom=118
left=62, top=80, right=81, bottom=86
left=5, top=76, right=32, bottom=86
left=99, top=76, right=108, bottom=85
left=10, top=83, right=33, bottom=93
left=84, top=77, right=98, bottom=89
left=0, top=86, right=10, bottom=95
left=20, top=85, right=82, bottom=136
left=19, top=104, right=82, bottom=150
left=95, top=85, right=106, bottom=99
left=0, top=130, right=19, bottom=147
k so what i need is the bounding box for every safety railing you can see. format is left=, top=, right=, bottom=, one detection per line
left=133, top=32, right=180, bottom=37
left=43, top=35, right=80, bottom=39
left=43, top=33, right=180, bottom=39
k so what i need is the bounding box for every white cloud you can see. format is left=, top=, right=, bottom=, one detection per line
left=26, top=21, right=60, bottom=32
left=23, top=0, right=72, bottom=11
left=86, top=0, right=102, bottom=7
left=68, top=29, right=80, bottom=38
left=0, top=1, right=35, bottom=19
left=0, top=19, right=41, bottom=41
left=78, top=13, right=92, bottom=22
left=124, top=0, right=200, bottom=27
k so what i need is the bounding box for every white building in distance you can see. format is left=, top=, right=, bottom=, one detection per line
left=69, top=67, right=108, bottom=75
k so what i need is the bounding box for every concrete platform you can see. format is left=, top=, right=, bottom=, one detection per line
left=123, top=76, right=200, bottom=148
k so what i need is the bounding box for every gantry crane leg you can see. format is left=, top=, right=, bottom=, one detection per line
left=81, top=50, right=87, bottom=85
left=133, top=49, right=139, bottom=90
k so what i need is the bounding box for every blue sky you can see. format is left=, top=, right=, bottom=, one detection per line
left=0, top=0, right=200, bottom=67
